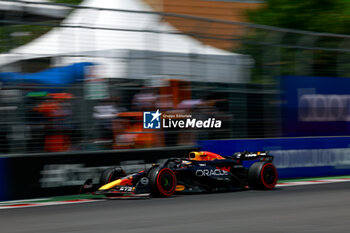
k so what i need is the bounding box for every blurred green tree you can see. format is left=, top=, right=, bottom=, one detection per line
left=238, top=0, right=350, bottom=83
left=0, top=1, right=83, bottom=53
left=247, top=0, right=350, bottom=34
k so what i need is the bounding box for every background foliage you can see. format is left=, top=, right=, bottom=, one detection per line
left=238, top=0, right=350, bottom=83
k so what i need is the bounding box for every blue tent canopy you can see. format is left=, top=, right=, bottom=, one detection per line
left=0, top=62, right=94, bottom=85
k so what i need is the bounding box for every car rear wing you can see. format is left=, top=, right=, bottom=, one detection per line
left=232, top=151, right=273, bottom=162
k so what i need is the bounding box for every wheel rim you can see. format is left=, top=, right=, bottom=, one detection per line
left=156, top=168, right=176, bottom=196
left=263, top=167, right=275, bottom=184
left=260, top=164, right=277, bottom=189
left=160, top=173, right=173, bottom=191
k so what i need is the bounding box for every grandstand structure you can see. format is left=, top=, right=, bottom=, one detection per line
left=145, top=0, right=264, bottom=49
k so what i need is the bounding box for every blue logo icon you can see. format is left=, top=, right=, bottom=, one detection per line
left=143, top=109, right=162, bottom=129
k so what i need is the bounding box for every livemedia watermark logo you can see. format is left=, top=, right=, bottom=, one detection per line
left=143, top=109, right=221, bottom=129
left=143, top=109, right=162, bottom=129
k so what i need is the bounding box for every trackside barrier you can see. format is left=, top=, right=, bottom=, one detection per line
left=198, top=137, right=350, bottom=179
left=0, top=157, right=8, bottom=201
left=0, top=146, right=196, bottom=201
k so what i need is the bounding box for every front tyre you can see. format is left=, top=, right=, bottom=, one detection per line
left=148, top=167, right=177, bottom=197
left=248, top=162, right=278, bottom=190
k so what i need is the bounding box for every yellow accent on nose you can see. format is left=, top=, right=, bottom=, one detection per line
left=175, top=185, right=185, bottom=192
left=99, top=179, right=122, bottom=190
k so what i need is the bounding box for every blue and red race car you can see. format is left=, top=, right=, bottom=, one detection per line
left=81, top=151, right=278, bottom=197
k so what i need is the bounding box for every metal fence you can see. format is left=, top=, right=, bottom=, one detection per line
left=0, top=80, right=279, bottom=154
left=0, top=1, right=349, bottom=154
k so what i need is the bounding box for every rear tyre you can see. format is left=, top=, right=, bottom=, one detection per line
left=148, top=167, right=177, bottom=197
left=99, top=167, right=125, bottom=186
left=248, top=162, right=278, bottom=190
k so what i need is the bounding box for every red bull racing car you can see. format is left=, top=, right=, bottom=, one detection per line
left=81, top=151, right=278, bottom=197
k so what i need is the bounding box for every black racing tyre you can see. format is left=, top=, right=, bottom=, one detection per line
left=148, top=167, right=177, bottom=197
left=99, top=167, right=125, bottom=186
left=248, top=162, right=278, bottom=190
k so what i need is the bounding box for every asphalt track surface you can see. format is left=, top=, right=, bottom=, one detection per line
left=1, top=182, right=349, bottom=233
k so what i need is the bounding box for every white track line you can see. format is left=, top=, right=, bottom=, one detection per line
left=0, top=199, right=103, bottom=210
left=277, top=178, right=350, bottom=187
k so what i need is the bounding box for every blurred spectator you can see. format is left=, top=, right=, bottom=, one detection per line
left=34, top=93, right=73, bottom=152
left=157, top=94, right=174, bottom=110
left=93, top=98, right=126, bottom=146
left=0, top=89, right=21, bottom=153
left=193, top=94, right=230, bottom=140
left=113, top=112, right=164, bottom=149
left=172, top=99, right=202, bottom=146
left=132, top=88, right=158, bottom=111
left=26, top=94, right=46, bottom=153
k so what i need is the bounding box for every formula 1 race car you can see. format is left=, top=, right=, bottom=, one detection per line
left=80, top=151, right=278, bottom=197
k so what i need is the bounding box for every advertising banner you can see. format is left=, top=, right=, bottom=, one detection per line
left=199, top=137, right=350, bottom=179
left=280, top=75, right=350, bottom=137
left=4, top=146, right=195, bottom=200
